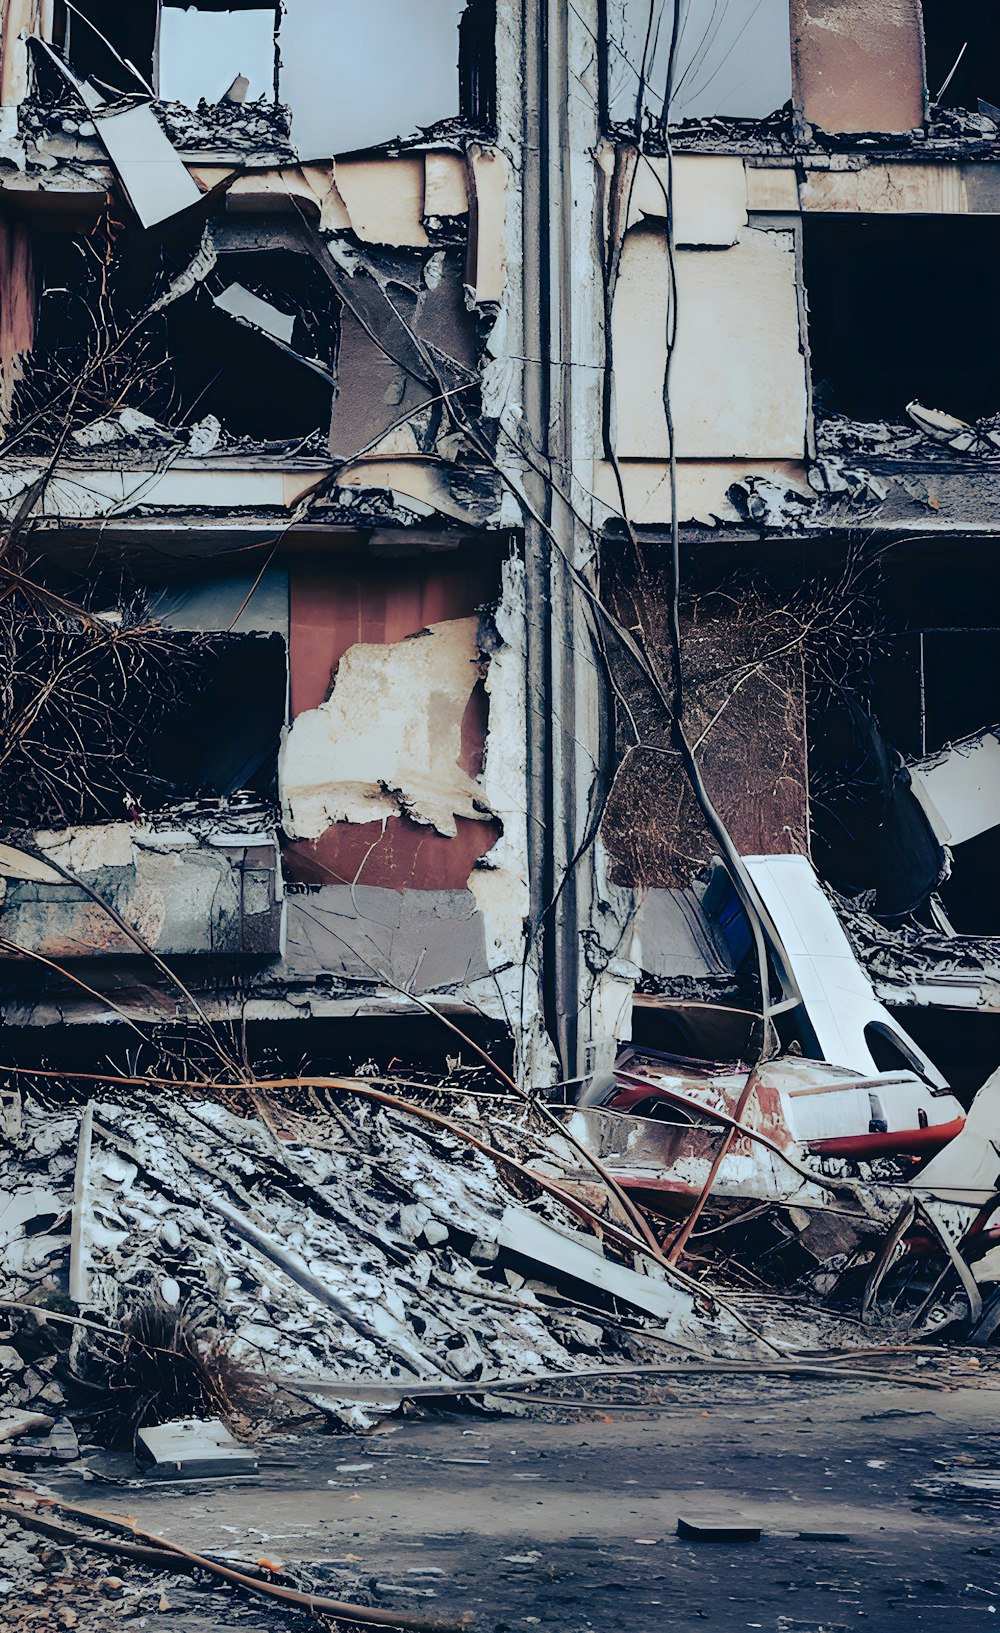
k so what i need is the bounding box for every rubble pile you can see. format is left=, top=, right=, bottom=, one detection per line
left=0, top=1080, right=728, bottom=1432
left=816, top=405, right=1000, bottom=461
left=155, top=99, right=294, bottom=157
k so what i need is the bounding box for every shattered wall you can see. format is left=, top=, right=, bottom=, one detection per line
left=2, top=0, right=998, bottom=1097
left=0, top=0, right=541, bottom=1072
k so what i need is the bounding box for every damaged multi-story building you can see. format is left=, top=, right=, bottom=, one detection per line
left=1, top=0, right=999, bottom=1187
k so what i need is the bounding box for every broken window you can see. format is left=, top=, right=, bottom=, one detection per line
left=458, top=0, right=496, bottom=129
left=809, top=546, right=1000, bottom=937
left=607, top=0, right=791, bottom=127
left=158, top=3, right=278, bottom=106
left=52, top=0, right=158, bottom=96
left=0, top=589, right=285, bottom=827
left=922, top=0, right=1000, bottom=113
left=42, top=2, right=491, bottom=155
left=144, top=633, right=285, bottom=804
left=18, top=221, right=336, bottom=448
left=164, top=247, right=336, bottom=442
left=804, top=216, right=1000, bottom=426
left=279, top=0, right=466, bottom=159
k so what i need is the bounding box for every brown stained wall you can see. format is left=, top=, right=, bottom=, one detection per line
left=284, top=553, right=502, bottom=891
left=789, top=0, right=926, bottom=134
left=0, top=217, right=35, bottom=425
left=601, top=582, right=810, bottom=890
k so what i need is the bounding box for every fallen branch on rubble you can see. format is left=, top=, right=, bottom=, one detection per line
left=0, top=1482, right=469, bottom=1633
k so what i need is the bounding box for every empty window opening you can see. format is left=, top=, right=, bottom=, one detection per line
left=807, top=696, right=946, bottom=920
left=163, top=248, right=336, bottom=441
left=145, top=633, right=285, bottom=805
left=809, top=612, right=1000, bottom=932
left=607, top=0, right=791, bottom=126
left=458, top=0, right=496, bottom=129
left=159, top=3, right=278, bottom=106
left=41, top=2, right=493, bottom=157
left=23, top=224, right=336, bottom=448
left=0, top=607, right=284, bottom=830
left=922, top=0, right=1000, bottom=112
left=804, top=216, right=1000, bottom=425
left=279, top=0, right=465, bottom=158
left=936, top=827, right=1000, bottom=937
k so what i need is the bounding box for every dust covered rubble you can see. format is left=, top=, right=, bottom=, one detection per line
left=0, top=1085, right=755, bottom=1426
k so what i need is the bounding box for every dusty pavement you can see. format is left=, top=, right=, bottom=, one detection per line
left=5, top=1373, right=1000, bottom=1633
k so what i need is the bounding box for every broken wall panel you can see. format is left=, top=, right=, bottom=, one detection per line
left=612, top=224, right=807, bottom=462
left=907, top=728, right=1000, bottom=851
left=328, top=246, right=478, bottom=462
left=789, top=0, right=925, bottom=134
left=0, top=829, right=283, bottom=958
left=92, top=103, right=203, bottom=228
left=284, top=882, right=491, bottom=992
left=600, top=152, right=748, bottom=247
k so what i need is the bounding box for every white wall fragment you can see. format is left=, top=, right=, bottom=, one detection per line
left=92, top=104, right=203, bottom=228
left=906, top=728, right=1000, bottom=849
left=281, top=615, right=492, bottom=840
left=599, top=151, right=748, bottom=246
left=612, top=225, right=808, bottom=460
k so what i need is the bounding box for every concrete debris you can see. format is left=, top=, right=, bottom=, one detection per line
left=676, top=1514, right=762, bottom=1543
left=833, top=890, right=1000, bottom=1012
left=0, top=1080, right=736, bottom=1433
left=818, top=407, right=1000, bottom=462
left=136, top=1417, right=258, bottom=1479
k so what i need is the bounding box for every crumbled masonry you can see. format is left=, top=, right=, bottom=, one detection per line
left=2, top=5, right=1000, bottom=1626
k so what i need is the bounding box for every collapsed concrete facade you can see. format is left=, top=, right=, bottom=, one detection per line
left=0, top=0, right=998, bottom=1114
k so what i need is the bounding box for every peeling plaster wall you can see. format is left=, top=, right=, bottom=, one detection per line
left=790, top=0, right=926, bottom=135
left=799, top=163, right=1000, bottom=215
left=612, top=224, right=808, bottom=461
left=281, top=615, right=492, bottom=840
left=598, top=151, right=748, bottom=246
left=1, top=825, right=283, bottom=958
